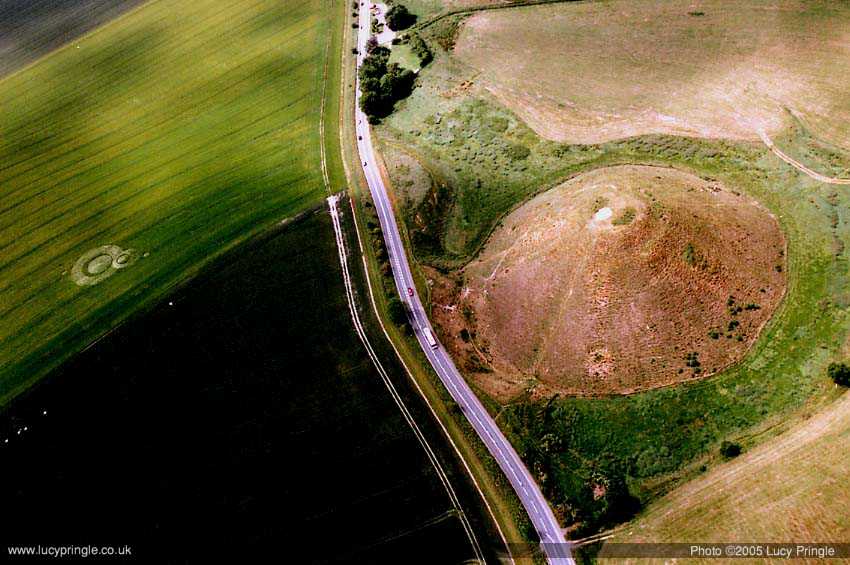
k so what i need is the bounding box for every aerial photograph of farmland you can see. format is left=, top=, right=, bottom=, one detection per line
left=1, top=0, right=848, bottom=563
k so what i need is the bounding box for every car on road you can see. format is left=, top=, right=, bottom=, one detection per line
left=407, top=287, right=414, bottom=297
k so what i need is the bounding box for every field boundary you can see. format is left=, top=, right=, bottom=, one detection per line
left=328, top=194, right=485, bottom=562
left=346, top=194, right=515, bottom=563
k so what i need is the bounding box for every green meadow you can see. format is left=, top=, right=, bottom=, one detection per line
left=0, top=0, right=343, bottom=404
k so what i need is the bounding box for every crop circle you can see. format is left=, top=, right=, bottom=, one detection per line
left=71, top=245, right=137, bottom=286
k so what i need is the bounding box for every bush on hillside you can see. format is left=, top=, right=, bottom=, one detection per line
left=828, top=362, right=850, bottom=386
left=387, top=296, right=408, bottom=326
left=406, top=32, right=433, bottom=67
left=720, top=440, right=741, bottom=458
left=506, top=142, right=531, bottom=161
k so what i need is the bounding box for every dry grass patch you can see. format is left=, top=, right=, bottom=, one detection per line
left=435, top=165, right=786, bottom=399
left=454, top=0, right=850, bottom=148
left=607, top=391, right=850, bottom=563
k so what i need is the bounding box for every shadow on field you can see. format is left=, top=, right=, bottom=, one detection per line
left=0, top=0, right=146, bottom=78
left=1, top=22, right=164, bottom=169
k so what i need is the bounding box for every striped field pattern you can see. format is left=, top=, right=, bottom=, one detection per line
left=0, top=0, right=340, bottom=404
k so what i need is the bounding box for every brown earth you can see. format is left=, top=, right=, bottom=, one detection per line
left=430, top=165, right=786, bottom=400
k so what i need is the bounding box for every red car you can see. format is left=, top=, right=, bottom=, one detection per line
left=407, top=287, right=414, bottom=297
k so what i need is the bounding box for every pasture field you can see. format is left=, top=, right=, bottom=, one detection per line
left=0, top=0, right=345, bottom=405
left=453, top=0, right=850, bottom=148
left=375, top=0, right=850, bottom=534
left=605, top=391, right=850, bottom=563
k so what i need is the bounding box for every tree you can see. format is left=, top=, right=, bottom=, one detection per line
left=365, top=35, right=379, bottom=54
left=381, top=63, right=414, bottom=100
left=828, top=362, right=850, bottom=386
left=407, top=33, right=433, bottom=67
left=358, top=47, right=390, bottom=82
left=358, top=49, right=416, bottom=121
left=385, top=4, right=416, bottom=31
left=387, top=297, right=408, bottom=326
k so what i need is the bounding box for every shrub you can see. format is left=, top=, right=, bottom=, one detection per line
left=683, top=243, right=697, bottom=265
left=828, top=362, right=850, bottom=386
left=720, top=441, right=741, bottom=458
left=365, top=35, right=379, bottom=54
left=407, top=33, right=433, bottom=66
left=506, top=143, right=531, bottom=161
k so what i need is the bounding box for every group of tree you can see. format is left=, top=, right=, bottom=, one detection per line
left=359, top=44, right=415, bottom=121
left=385, top=3, right=416, bottom=31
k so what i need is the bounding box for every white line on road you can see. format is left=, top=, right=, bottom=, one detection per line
left=351, top=4, right=574, bottom=562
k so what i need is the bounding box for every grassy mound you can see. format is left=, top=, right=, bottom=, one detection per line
left=449, top=165, right=785, bottom=398
left=378, top=49, right=850, bottom=539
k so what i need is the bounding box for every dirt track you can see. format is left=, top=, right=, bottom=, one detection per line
left=760, top=131, right=850, bottom=185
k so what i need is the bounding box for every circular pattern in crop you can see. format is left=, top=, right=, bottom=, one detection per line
left=71, top=245, right=137, bottom=286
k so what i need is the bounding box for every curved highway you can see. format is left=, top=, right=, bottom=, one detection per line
left=353, top=4, right=573, bottom=562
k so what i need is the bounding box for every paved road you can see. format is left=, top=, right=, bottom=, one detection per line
left=353, top=4, right=573, bottom=562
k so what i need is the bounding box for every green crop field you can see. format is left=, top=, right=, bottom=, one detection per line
left=0, top=0, right=344, bottom=405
